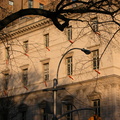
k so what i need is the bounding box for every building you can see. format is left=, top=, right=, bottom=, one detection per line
left=0, top=0, right=120, bottom=120
left=0, top=0, right=50, bottom=16
left=0, top=0, right=53, bottom=26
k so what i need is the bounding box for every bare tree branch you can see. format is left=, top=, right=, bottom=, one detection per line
left=0, top=0, right=120, bottom=31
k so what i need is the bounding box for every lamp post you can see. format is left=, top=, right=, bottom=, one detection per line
left=53, top=48, right=91, bottom=120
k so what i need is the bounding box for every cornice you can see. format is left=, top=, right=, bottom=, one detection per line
left=0, top=17, right=52, bottom=40
left=0, top=13, right=78, bottom=42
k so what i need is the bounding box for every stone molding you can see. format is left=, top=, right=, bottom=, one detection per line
left=0, top=18, right=52, bottom=40
left=87, top=91, right=101, bottom=101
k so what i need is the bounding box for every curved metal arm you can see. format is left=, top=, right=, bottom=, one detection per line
left=57, top=108, right=94, bottom=119
left=61, top=101, right=80, bottom=120
left=56, top=48, right=91, bottom=82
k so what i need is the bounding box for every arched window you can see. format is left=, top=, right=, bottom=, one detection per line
left=18, top=103, right=28, bottom=120
left=61, top=96, right=73, bottom=120
left=39, top=100, right=49, bottom=120
left=88, top=91, right=101, bottom=117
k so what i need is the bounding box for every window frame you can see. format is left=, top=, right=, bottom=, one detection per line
left=3, top=73, right=9, bottom=90
left=9, top=0, right=14, bottom=5
left=65, top=104, right=73, bottom=120
left=44, top=33, right=49, bottom=48
left=66, top=56, right=73, bottom=75
left=39, top=3, right=44, bottom=9
left=22, top=68, right=28, bottom=86
left=62, top=96, right=73, bottom=120
left=92, top=99, right=100, bottom=117
left=28, top=0, right=33, bottom=8
left=91, top=17, right=98, bottom=32
left=5, top=47, right=10, bottom=60
left=43, top=63, right=49, bottom=81
left=18, top=104, right=28, bottom=120
left=39, top=100, right=49, bottom=120
left=92, top=49, right=99, bottom=70
left=67, top=26, right=72, bottom=40
left=21, top=111, right=27, bottom=120
left=23, top=40, right=28, bottom=53
left=40, top=108, right=48, bottom=120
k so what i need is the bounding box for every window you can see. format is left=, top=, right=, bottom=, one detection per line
left=92, top=99, right=100, bottom=116
left=28, top=0, right=33, bottom=8
left=62, top=96, right=73, bottom=120
left=23, top=41, right=28, bottom=53
left=6, top=47, right=10, bottom=60
left=91, top=17, right=98, bottom=32
left=18, top=104, right=28, bottom=120
left=92, top=49, right=99, bottom=69
left=39, top=3, right=44, bottom=9
left=21, top=111, right=26, bottom=120
left=44, top=34, right=49, bottom=48
left=67, top=26, right=72, bottom=40
left=39, top=100, right=49, bottom=120
left=66, top=105, right=73, bottom=120
left=22, top=68, right=28, bottom=86
left=66, top=56, right=73, bottom=75
left=3, top=73, right=9, bottom=90
left=43, top=63, right=49, bottom=81
left=9, top=0, right=14, bottom=5
left=40, top=108, right=48, bottom=120
left=8, top=0, right=14, bottom=11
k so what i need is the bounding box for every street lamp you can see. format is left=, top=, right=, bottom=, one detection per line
left=56, top=48, right=91, bottom=80
left=53, top=48, right=91, bottom=120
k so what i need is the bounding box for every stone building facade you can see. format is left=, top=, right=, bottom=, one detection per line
left=0, top=0, right=120, bottom=120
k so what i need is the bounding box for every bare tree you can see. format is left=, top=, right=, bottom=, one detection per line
left=0, top=0, right=120, bottom=31
left=0, top=1, right=120, bottom=120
